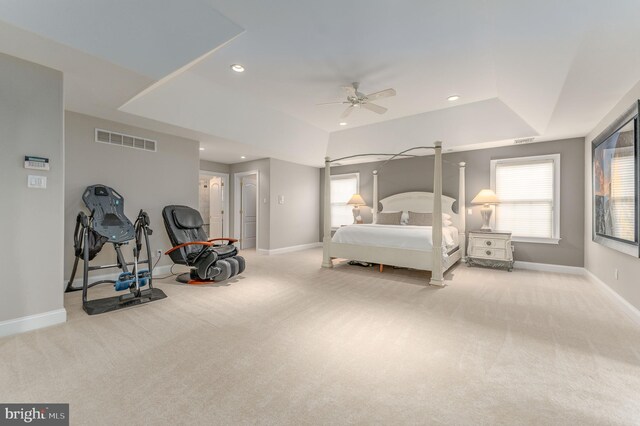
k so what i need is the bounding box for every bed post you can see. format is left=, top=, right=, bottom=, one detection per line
left=430, top=141, right=444, bottom=286
left=459, top=162, right=466, bottom=261
left=322, top=156, right=333, bottom=268
left=372, top=170, right=379, bottom=223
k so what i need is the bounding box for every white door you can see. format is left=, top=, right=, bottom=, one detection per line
left=241, top=176, right=257, bottom=249
left=209, top=177, right=223, bottom=239
left=198, top=175, right=210, bottom=236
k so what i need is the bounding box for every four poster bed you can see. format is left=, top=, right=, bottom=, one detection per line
left=321, top=142, right=466, bottom=286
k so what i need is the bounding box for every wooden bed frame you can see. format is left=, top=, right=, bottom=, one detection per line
left=321, top=142, right=466, bottom=286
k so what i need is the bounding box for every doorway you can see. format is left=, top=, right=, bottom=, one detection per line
left=198, top=171, right=229, bottom=239
left=233, top=171, right=259, bottom=250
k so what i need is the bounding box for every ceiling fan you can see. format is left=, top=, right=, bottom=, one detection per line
left=317, top=82, right=396, bottom=119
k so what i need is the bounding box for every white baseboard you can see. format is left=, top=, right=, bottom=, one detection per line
left=64, top=265, right=173, bottom=289
left=512, top=262, right=640, bottom=325
left=152, top=265, right=174, bottom=276
left=0, top=308, right=67, bottom=338
left=584, top=270, right=640, bottom=327
left=258, top=242, right=322, bottom=255
left=513, top=261, right=584, bottom=275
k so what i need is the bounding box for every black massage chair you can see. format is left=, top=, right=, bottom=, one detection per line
left=162, top=205, right=245, bottom=284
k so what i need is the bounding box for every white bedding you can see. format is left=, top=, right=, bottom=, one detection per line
left=332, top=224, right=460, bottom=252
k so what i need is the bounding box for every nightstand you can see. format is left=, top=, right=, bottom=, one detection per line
left=467, top=230, right=514, bottom=271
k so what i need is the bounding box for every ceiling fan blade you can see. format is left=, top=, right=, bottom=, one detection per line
left=342, top=85, right=356, bottom=97
left=361, top=102, right=387, bottom=114
left=340, top=105, right=354, bottom=119
left=316, top=101, right=348, bottom=106
left=366, top=88, right=396, bottom=101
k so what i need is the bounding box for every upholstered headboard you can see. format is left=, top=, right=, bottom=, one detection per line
left=379, top=191, right=460, bottom=228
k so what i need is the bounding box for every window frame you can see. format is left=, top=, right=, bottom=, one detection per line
left=490, top=153, right=561, bottom=245
left=330, top=172, right=360, bottom=230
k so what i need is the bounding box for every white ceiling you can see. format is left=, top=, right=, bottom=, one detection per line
left=0, top=0, right=243, bottom=79
left=192, top=0, right=498, bottom=132
left=1, top=1, right=640, bottom=166
left=327, top=98, right=537, bottom=161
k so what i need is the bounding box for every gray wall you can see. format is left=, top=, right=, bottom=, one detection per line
left=229, top=158, right=271, bottom=250
left=200, top=159, right=230, bottom=174
left=321, top=137, right=585, bottom=267
left=585, top=80, right=640, bottom=310
left=0, top=53, right=64, bottom=322
left=64, top=111, right=199, bottom=278
left=270, top=159, right=320, bottom=250
left=207, top=157, right=320, bottom=251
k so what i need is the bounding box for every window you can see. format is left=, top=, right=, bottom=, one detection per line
left=331, top=173, right=359, bottom=228
left=491, top=154, right=560, bottom=244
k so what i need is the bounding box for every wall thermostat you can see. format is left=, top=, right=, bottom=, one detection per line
left=24, top=156, right=50, bottom=171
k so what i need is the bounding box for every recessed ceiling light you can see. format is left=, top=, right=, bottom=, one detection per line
left=241, top=156, right=246, bottom=159
left=230, top=64, right=245, bottom=73
left=199, top=147, right=205, bottom=151
left=339, top=122, right=347, bottom=126
left=447, top=95, right=460, bottom=101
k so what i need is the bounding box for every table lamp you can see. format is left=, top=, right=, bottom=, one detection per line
left=347, top=194, right=366, bottom=223
left=471, top=189, right=500, bottom=231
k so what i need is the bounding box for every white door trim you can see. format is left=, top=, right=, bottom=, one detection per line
left=199, top=171, right=229, bottom=238
left=233, top=170, right=259, bottom=250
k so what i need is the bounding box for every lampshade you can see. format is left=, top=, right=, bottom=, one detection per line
left=471, top=189, right=500, bottom=205
left=347, top=194, right=366, bottom=206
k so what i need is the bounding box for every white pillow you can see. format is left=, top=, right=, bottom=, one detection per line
left=401, top=211, right=409, bottom=225
left=443, top=228, right=455, bottom=247
left=444, top=219, right=453, bottom=227
left=442, top=213, right=452, bottom=220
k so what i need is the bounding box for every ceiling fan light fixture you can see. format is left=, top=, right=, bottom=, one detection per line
left=241, top=155, right=246, bottom=159
left=447, top=95, right=460, bottom=101
left=320, top=82, right=396, bottom=119
left=230, top=64, right=245, bottom=73
left=339, top=122, right=347, bottom=126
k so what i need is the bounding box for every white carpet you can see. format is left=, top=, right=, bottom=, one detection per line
left=1, top=248, right=639, bottom=425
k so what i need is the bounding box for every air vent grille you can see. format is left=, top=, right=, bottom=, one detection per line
left=95, top=128, right=157, bottom=152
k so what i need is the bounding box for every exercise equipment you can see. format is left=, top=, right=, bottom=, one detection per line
left=66, top=185, right=166, bottom=314
left=162, top=205, right=245, bottom=284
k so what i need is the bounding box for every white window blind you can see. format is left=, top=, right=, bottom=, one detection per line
left=331, top=173, right=358, bottom=228
left=610, top=154, right=635, bottom=241
left=493, top=156, right=559, bottom=240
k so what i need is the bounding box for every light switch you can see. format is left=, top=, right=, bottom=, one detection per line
left=28, top=175, right=47, bottom=189
left=263, top=198, right=267, bottom=204
left=278, top=195, right=285, bottom=205
left=467, top=208, right=473, bottom=215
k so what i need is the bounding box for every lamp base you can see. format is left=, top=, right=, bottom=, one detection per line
left=480, top=205, right=492, bottom=231
left=352, top=207, right=360, bottom=224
